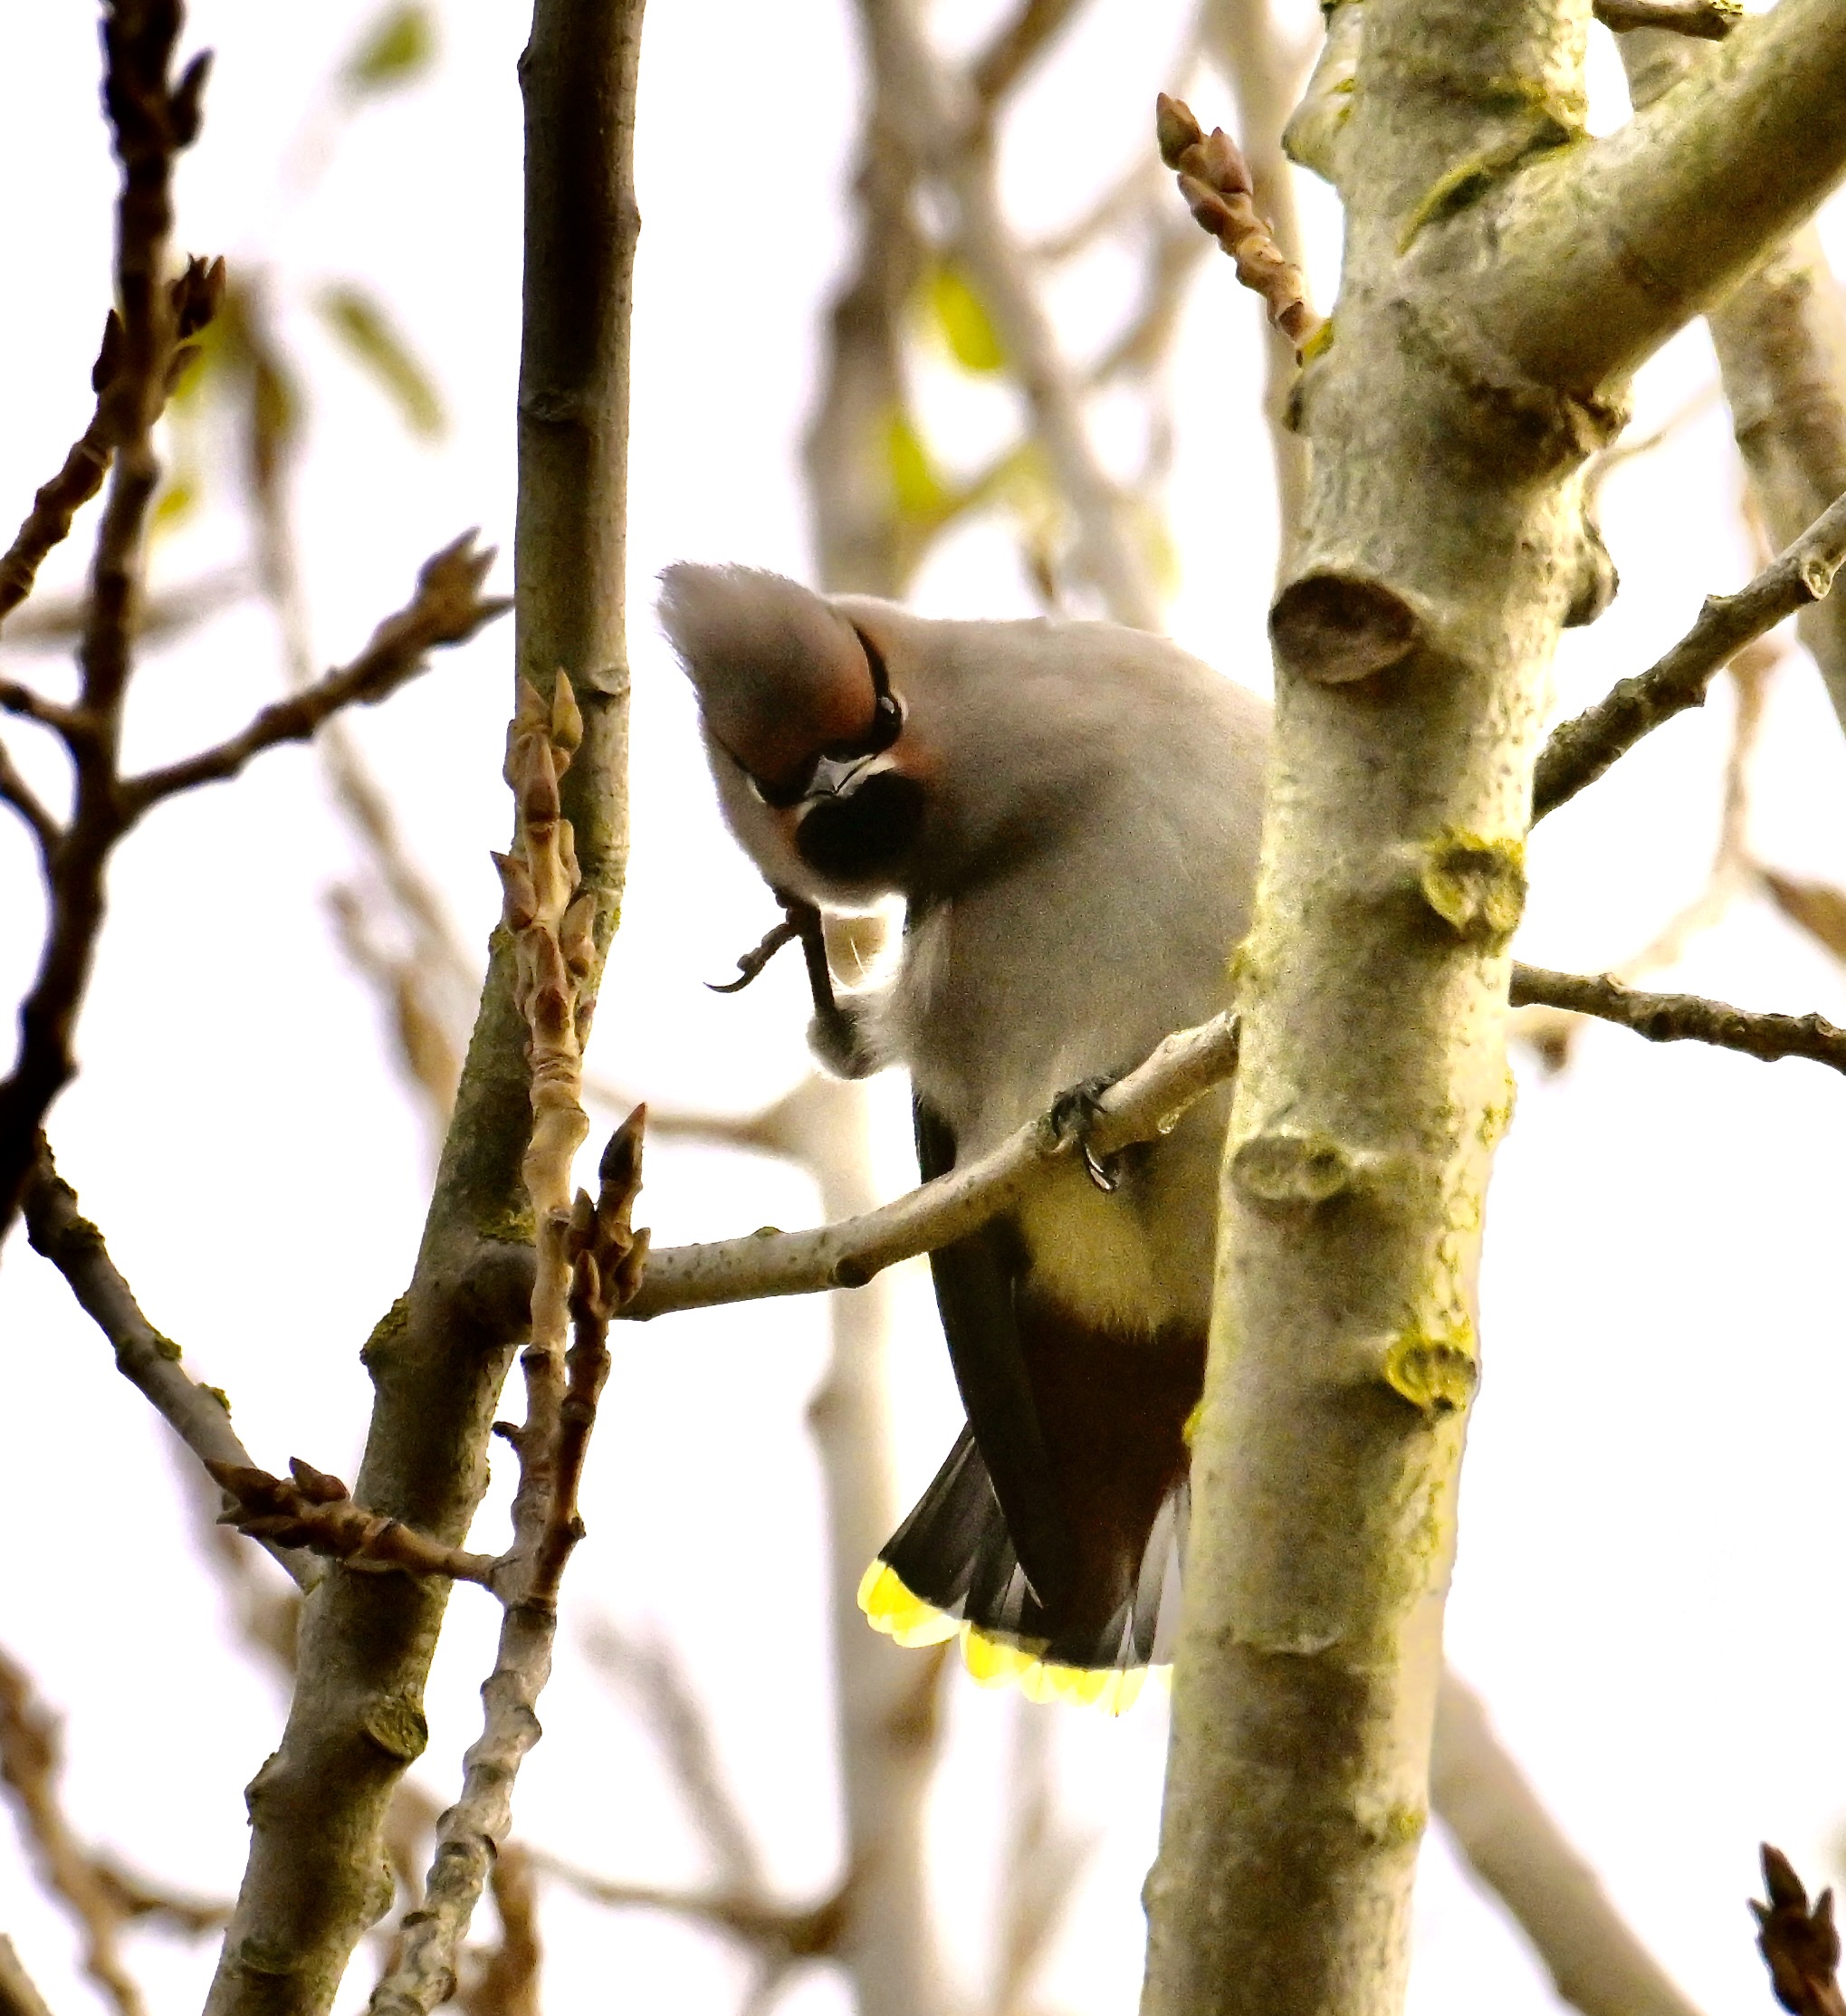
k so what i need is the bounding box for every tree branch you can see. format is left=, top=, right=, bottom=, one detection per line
left=0, top=315, right=123, bottom=632
left=20, top=1139, right=315, bottom=1592
left=0, top=1940, right=56, bottom=2016
left=1593, top=0, right=1739, bottom=38
left=623, top=1010, right=1239, bottom=1319
left=1530, top=484, right=1846, bottom=819
left=368, top=689, right=645, bottom=2016
left=1431, top=1671, right=1707, bottom=2016
left=0, top=739, right=59, bottom=858
left=0, top=7, right=217, bottom=1244
left=206, top=1459, right=500, bottom=1587
left=204, top=5, right=644, bottom=2001
left=1509, top=964, right=1846, bottom=1074
left=120, top=531, right=507, bottom=814
left=1494, top=0, right=1846, bottom=392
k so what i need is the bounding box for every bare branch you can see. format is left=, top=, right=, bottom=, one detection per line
left=0, top=1940, right=56, bottom=2016
left=120, top=531, right=507, bottom=814
left=624, top=1009, right=1239, bottom=1319
left=584, top=1620, right=769, bottom=1897
left=0, top=1643, right=229, bottom=2016
left=0, top=316, right=121, bottom=632
left=1531, top=484, right=1846, bottom=820
left=1753, top=1847, right=1846, bottom=2016
left=0, top=739, right=59, bottom=857
left=1431, top=1670, right=1708, bottom=2016
left=206, top=1458, right=500, bottom=1585
left=0, top=11, right=219, bottom=1244
left=530, top=1850, right=851, bottom=1965
left=1593, top=0, right=1740, bottom=37
left=969, top=0, right=1087, bottom=108
left=21, top=1139, right=315, bottom=1592
left=369, top=683, right=645, bottom=2016
left=1509, top=964, right=1846, bottom=1074
left=456, top=1846, right=541, bottom=2016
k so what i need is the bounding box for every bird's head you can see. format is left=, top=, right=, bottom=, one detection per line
left=658, top=564, right=926, bottom=897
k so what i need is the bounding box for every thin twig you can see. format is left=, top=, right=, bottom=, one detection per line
left=968, top=0, right=1088, bottom=108
left=1509, top=964, right=1846, bottom=1074
left=120, top=531, right=507, bottom=813
left=0, top=1646, right=226, bottom=2016
left=206, top=1458, right=500, bottom=1585
left=0, top=0, right=217, bottom=1243
left=0, top=316, right=124, bottom=631
left=1594, top=0, right=1740, bottom=36
left=583, top=1620, right=769, bottom=1897
left=369, top=681, right=646, bottom=2015
left=1531, top=485, right=1846, bottom=820
left=529, top=1850, right=851, bottom=1967
left=624, top=1010, right=1239, bottom=1319
left=1753, top=1847, right=1846, bottom=2016
left=21, top=1138, right=315, bottom=1591
left=0, top=740, right=59, bottom=857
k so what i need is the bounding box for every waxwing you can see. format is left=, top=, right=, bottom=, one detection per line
left=658, top=563, right=1267, bottom=1709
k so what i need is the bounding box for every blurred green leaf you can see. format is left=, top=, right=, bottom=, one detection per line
left=885, top=409, right=952, bottom=524
left=314, top=284, right=445, bottom=438
left=339, top=3, right=436, bottom=98
left=926, top=263, right=1007, bottom=374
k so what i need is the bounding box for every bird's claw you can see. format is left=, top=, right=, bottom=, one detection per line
left=1049, top=1075, right=1124, bottom=1193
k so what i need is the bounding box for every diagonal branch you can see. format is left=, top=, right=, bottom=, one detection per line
left=1531, top=485, right=1846, bottom=820
left=21, top=1139, right=314, bottom=1591
left=0, top=739, right=59, bottom=858
left=120, top=531, right=507, bottom=814
left=1593, top=0, right=1738, bottom=37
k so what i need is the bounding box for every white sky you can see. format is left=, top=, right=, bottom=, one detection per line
left=3, top=5, right=1846, bottom=2015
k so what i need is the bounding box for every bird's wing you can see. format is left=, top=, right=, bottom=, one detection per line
left=913, top=1095, right=1074, bottom=1610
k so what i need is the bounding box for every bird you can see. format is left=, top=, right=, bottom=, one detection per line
left=658, top=563, right=1267, bottom=1710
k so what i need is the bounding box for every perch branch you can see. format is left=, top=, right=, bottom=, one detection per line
left=624, top=1010, right=1239, bottom=1318
left=1753, top=1847, right=1846, bottom=2016
left=1531, top=484, right=1846, bottom=819
left=1509, top=965, right=1846, bottom=1074
left=368, top=682, right=645, bottom=2016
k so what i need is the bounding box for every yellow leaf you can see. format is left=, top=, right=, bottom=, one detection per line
left=885, top=409, right=951, bottom=524
left=314, top=284, right=445, bottom=438
left=926, top=263, right=1006, bottom=374
left=340, top=3, right=436, bottom=98
left=150, top=475, right=197, bottom=533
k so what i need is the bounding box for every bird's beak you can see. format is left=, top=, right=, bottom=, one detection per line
left=806, top=750, right=887, bottom=802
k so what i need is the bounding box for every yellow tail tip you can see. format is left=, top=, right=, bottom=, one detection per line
left=857, top=1560, right=1157, bottom=1714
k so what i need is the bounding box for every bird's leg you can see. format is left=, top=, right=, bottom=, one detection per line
left=1049, top=1074, right=1124, bottom=1192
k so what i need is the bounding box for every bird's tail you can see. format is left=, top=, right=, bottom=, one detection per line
left=857, top=1426, right=1187, bottom=1715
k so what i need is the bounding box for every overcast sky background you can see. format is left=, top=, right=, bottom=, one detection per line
left=4, top=5, right=1846, bottom=2014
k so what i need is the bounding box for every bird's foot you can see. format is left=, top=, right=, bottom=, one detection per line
left=1049, top=1074, right=1124, bottom=1193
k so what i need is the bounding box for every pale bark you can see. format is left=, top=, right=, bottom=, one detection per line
left=202, top=4, right=643, bottom=2009
left=1621, top=28, right=1846, bottom=732
left=1431, top=1673, right=1704, bottom=2016
left=1141, top=6, right=1846, bottom=2014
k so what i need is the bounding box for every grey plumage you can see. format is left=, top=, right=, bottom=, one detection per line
left=660, top=565, right=1268, bottom=1695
